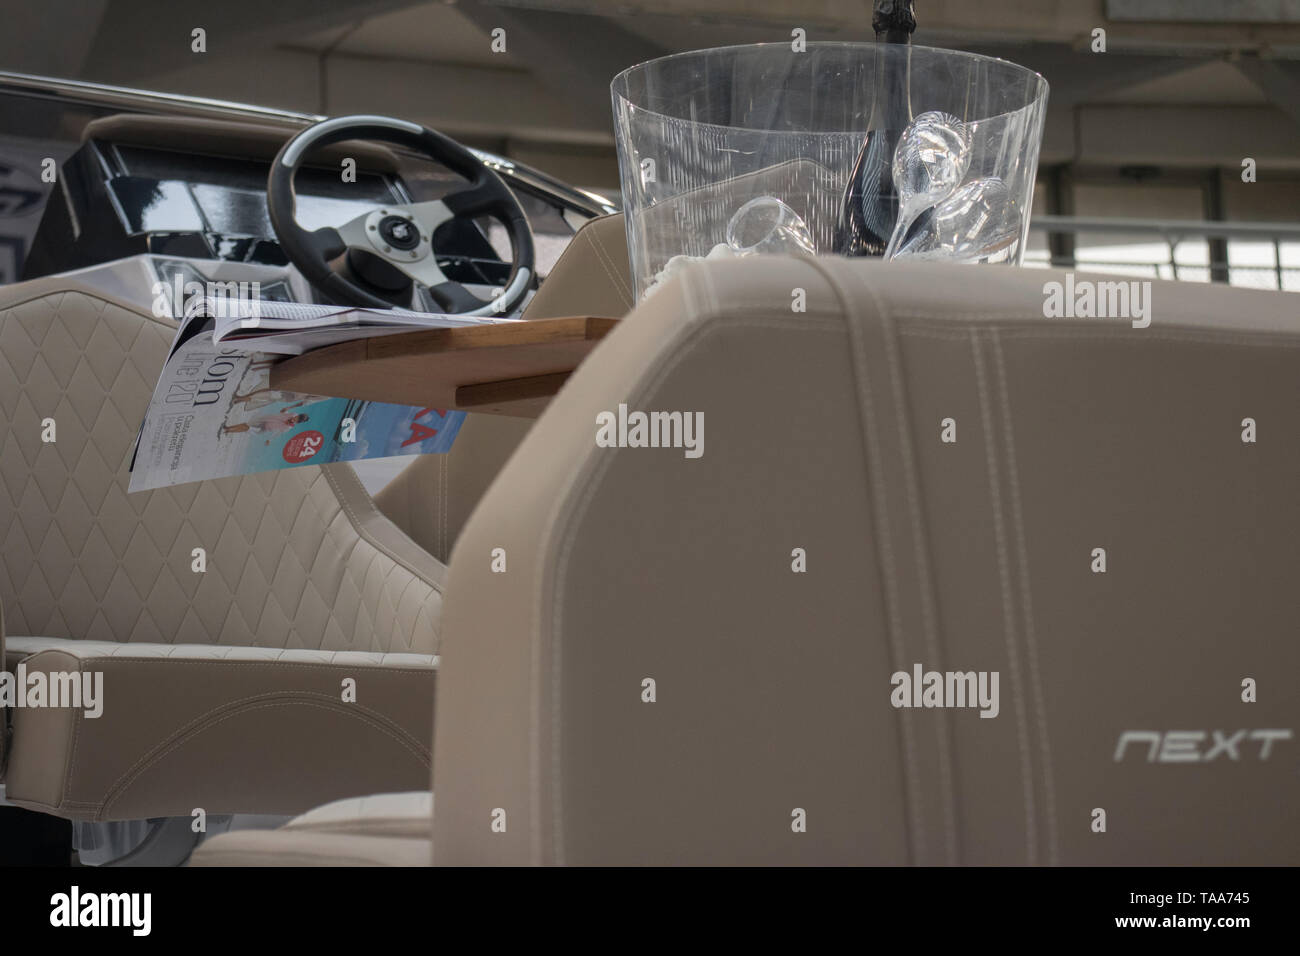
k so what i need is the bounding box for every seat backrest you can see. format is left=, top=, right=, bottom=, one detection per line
left=374, top=212, right=633, bottom=563
left=0, top=277, right=444, bottom=652
left=432, top=256, right=1299, bottom=865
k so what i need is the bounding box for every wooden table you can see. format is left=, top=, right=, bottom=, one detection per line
left=271, top=315, right=617, bottom=418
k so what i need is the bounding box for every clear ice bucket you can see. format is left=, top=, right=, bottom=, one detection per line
left=611, top=42, right=1050, bottom=300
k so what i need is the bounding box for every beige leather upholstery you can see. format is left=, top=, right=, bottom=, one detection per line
left=179, top=256, right=1300, bottom=866
left=284, top=791, right=432, bottom=836
left=521, top=213, right=634, bottom=321
left=6, top=641, right=435, bottom=820
left=192, top=215, right=636, bottom=864
left=189, top=791, right=432, bottom=866
left=374, top=416, right=534, bottom=566
left=374, top=213, right=633, bottom=562
left=431, top=257, right=1299, bottom=865
left=0, top=277, right=444, bottom=819
left=189, top=830, right=431, bottom=866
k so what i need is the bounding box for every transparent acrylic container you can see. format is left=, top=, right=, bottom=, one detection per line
left=611, top=42, right=1049, bottom=300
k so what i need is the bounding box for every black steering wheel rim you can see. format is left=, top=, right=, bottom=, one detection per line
left=268, top=114, right=535, bottom=314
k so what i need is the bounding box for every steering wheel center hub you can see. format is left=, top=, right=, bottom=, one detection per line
left=378, top=214, right=421, bottom=250
left=365, top=208, right=430, bottom=261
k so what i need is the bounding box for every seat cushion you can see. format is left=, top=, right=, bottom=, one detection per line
left=188, top=830, right=431, bottom=867
left=4, top=639, right=437, bottom=821
left=189, top=791, right=433, bottom=866
left=283, top=791, right=432, bottom=838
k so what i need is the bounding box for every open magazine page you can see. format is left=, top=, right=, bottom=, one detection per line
left=211, top=297, right=519, bottom=355
left=127, top=305, right=467, bottom=492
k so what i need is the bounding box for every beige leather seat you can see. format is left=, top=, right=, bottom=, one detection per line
left=0, top=274, right=445, bottom=820
left=194, top=252, right=1299, bottom=866
left=0, top=213, right=631, bottom=825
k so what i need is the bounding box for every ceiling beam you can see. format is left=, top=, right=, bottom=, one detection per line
left=1074, top=104, right=1300, bottom=169
left=1231, top=55, right=1300, bottom=127
left=965, top=43, right=1207, bottom=106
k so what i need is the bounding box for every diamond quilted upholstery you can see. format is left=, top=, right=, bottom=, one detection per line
left=0, top=287, right=443, bottom=655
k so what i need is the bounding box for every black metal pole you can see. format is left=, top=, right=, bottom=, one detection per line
left=873, top=0, right=916, bottom=45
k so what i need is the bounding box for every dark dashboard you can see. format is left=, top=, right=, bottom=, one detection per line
left=21, top=123, right=577, bottom=295
left=110, top=143, right=397, bottom=238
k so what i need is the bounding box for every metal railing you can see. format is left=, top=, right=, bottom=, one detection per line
left=1025, top=215, right=1300, bottom=290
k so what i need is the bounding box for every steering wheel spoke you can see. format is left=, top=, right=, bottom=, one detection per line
left=308, top=226, right=347, bottom=261
left=334, top=213, right=371, bottom=251
left=396, top=252, right=450, bottom=289
left=399, top=199, right=456, bottom=235
left=427, top=281, right=492, bottom=313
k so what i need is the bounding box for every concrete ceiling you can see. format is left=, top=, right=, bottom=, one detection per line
left=291, top=4, right=524, bottom=69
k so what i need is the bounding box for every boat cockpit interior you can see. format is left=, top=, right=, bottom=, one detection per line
left=0, top=78, right=621, bottom=865
left=0, top=51, right=1296, bottom=878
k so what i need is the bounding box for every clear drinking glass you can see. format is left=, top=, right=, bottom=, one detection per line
left=611, top=42, right=1049, bottom=300
left=725, top=196, right=816, bottom=256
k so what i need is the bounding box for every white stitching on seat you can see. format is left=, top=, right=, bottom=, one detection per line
left=800, top=257, right=927, bottom=865
left=969, top=329, right=1038, bottom=865
left=991, top=328, right=1061, bottom=865
left=582, top=223, right=635, bottom=310
left=843, top=263, right=959, bottom=866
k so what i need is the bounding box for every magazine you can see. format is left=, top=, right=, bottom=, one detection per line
left=128, top=300, right=512, bottom=492
left=211, top=297, right=518, bottom=354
